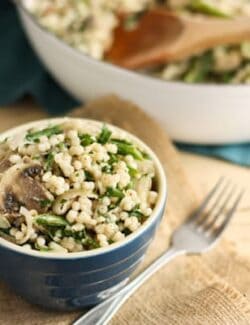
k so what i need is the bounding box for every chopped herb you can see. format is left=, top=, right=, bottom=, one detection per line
left=82, top=236, right=100, bottom=249
left=35, top=215, right=68, bottom=227
left=129, top=204, right=146, bottom=222
left=40, top=199, right=53, bottom=209
left=97, top=125, right=112, bottom=144
left=44, top=152, right=54, bottom=170
left=220, top=71, right=234, bottom=83
left=111, top=139, right=143, bottom=160
left=26, top=125, right=62, bottom=142
left=61, top=229, right=99, bottom=248
left=127, top=165, right=138, bottom=178
left=57, top=142, right=66, bottom=150
left=189, top=0, right=231, bottom=18
left=108, top=153, right=118, bottom=165
left=78, top=13, right=90, bottom=30
left=79, top=133, right=95, bottom=146
left=85, top=170, right=94, bottom=181
left=141, top=151, right=151, bottom=160
left=184, top=52, right=213, bottom=83
left=131, top=210, right=144, bottom=221
left=124, top=14, right=139, bottom=30
left=132, top=203, right=140, bottom=211
left=123, top=9, right=147, bottom=30
left=106, top=187, right=124, bottom=199
left=63, top=229, right=86, bottom=242
left=44, top=227, right=57, bottom=240
left=108, top=204, right=117, bottom=211
left=108, top=239, right=114, bottom=245
left=125, top=179, right=135, bottom=190
left=60, top=199, right=67, bottom=205
left=102, top=164, right=112, bottom=174
left=123, top=228, right=132, bottom=236
left=111, top=138, right=131, bottom=145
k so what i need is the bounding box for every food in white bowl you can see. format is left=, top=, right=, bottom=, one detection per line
left=16, top=2, right=250, bottom=143
left=24, top=0, right=250, bottom=84
left=0, top=118, right=159, bottom=253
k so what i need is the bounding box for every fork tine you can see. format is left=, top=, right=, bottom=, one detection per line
left=189, top=177, right=224, bottom=222
left=212, top=189, right=244, bottom=237
left=197, top=180, right=230, bottom=226
left=202, top=183, right=235, bottom=230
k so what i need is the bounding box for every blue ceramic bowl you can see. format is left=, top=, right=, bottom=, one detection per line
left=0, top=118, right=167, bottom=311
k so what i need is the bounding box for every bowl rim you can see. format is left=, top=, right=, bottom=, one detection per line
left=16, top=2, right=249, bottom=91
left=0, top=117, right=167, bottom=259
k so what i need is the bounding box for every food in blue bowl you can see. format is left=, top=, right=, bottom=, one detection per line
left=0, top=118, right=167, bottom=310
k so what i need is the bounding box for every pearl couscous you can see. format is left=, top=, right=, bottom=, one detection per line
left=23, top=0, right=250, bottom=84
left=0, top=119, right=158, bottom=253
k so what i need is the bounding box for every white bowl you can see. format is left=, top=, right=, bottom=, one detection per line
left=17, top=4, right=250, bottom=144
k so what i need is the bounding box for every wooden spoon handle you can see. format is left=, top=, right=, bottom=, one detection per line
left=107, top=9, right=250, bottom=69
left=164, top=17, right=250, bottom=64
left=187, top=17, right=250, bottom=49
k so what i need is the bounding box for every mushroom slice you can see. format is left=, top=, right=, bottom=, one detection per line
left=0, top=142, right=12, bottom=174
left=0, top=155, right=12, bottom=174
left=0, top=162, right=51, bottom=215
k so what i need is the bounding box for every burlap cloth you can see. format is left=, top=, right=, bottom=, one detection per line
left=0, top=96, right=249, bottom=324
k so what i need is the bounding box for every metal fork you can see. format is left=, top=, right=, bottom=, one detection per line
left=74, top=178, right=244, bottom=325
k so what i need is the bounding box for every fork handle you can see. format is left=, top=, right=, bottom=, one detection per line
left=74, top=247, right=185, bottom=325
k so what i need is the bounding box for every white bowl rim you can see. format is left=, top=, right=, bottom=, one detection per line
left=16, top=2, right=249, bottom=91
left=0, top=117, right=167, bottom=259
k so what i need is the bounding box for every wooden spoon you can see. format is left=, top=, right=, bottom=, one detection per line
left=105, top=9, right=250, bottom=69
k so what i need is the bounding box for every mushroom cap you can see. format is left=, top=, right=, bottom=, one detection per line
left=0, top=162, right=51, bottom=216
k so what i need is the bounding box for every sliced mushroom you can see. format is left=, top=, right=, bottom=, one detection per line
left=0, top=162, right=51, bottom=216
left=0, top=155, right=12, bottom=174
left=0, top=142, right=12, bottom=174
